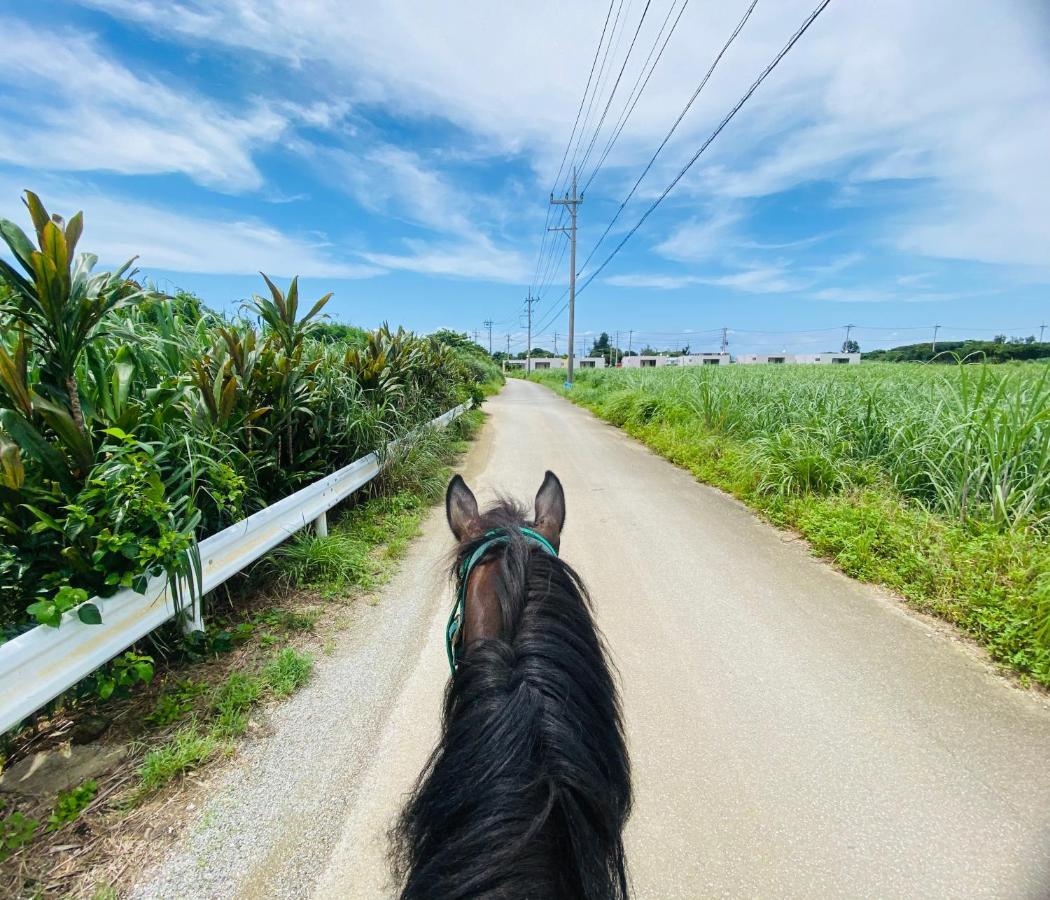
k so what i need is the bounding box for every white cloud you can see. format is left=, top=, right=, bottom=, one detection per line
left=35, top=0, right=1050, bottom=278
left=652, top=205, right=745, bottom=263
left=0, top=18, right=344, bottom=191
left=361, top=235, right=530, bottom=283
left=604, top=273, right=701, bottom=290
left=300, top=143, right=476, bottom=237
left=0, top=176, right=382, bottom=278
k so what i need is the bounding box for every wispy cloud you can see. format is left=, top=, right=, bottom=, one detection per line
left=360, top=235, right=529, bottom=283
left=0, top=175, right=383, bottom=278
left=0, top=18, right=345, bottom=191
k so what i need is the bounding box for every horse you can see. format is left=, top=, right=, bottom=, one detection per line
left=391, top=471, right=632, bottom=899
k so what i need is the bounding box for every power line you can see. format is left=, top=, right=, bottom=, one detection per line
left=579, top=0, right=762, bottom=275
left=576, top=0, right=655, bottom=181
left=576, top=0, right=832, bottom=295
left=565, top=0, right=631, bottom=197
left=528, top=0, right=618, bottom=302
left=582, top=0, right=692, bottom=194
left=551, top=0, right=618, bottom=201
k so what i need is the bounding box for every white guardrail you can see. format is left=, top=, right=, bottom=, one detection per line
left=0, top=402, right=469, bottom=735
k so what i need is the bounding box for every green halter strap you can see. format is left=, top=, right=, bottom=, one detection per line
left=446, top=527, right=558, bottom=675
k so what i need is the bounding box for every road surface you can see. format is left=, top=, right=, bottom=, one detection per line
left=137, top=379, right=1050, bottom=899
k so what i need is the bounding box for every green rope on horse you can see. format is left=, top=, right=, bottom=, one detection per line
left=446, top=527, right=558, bottom=675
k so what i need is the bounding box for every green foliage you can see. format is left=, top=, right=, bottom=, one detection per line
left=266, top=530, right=373, bottom=590
left=0, top=190, right=491, bottom=657
left=263, top=648, right=313, bottom=697
left=135, top=723, right=219, bottom=795
left=87, top=651, right=155, bottom=701
left=145, top=679, right=207, bottom=727
left=536, top=364, right=1050, bottom=685
left=47, top=779, right=97, bottom=831
left=864, top=339, right=1050, bottom=363
left=0, top=809, right=37, bottom=860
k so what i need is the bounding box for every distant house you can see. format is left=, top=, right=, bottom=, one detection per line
left=622, top=353, right=728, bottom=368
left=504, top=357, right=605, bottom=371
left=503, top=357, right=576, bottom=371
left=737, top=353, right=860, bottom=365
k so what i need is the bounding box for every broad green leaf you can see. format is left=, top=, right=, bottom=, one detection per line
left=0, top=218, right=36, bottom=275
left=77, top=603, right=102, bottom=625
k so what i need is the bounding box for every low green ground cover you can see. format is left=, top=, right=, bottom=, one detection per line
left=532, top=364, right=1050, bottom=685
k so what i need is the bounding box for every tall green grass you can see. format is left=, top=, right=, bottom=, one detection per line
left=533, top=363, right=1050, bottom=684
left=549, top=363, right=1050, bottom=529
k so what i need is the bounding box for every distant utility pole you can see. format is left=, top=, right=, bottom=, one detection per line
left=472, top=329, right=479, bottom=345
left=932, top=323, right=941, bottom=354
left=842, top=323, right=855, bottom=354
left=554, top=332, right=559, bottom=355
left=484, top=319, right=494, bottom=355
left=525, top=293, right=538, bottom=375
left=614, top=330, right=620, bottom=367
left=720, top=327, right=728, bottom=357
left=506, top=334, right=511, bottom=356
left=627, top=329, right=633, bottom=358
left=1040, top=323, right=1046, bottom=343
left=550, top=168, right=583, bottom=386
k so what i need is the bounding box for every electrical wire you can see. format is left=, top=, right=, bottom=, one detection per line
left=578, top=0, right=762, bottom=275
left=576, top=0, right=655, bottom=181
left=529, top=0, right=618, bottom=297
left=582, top=0, right=691, bottom=194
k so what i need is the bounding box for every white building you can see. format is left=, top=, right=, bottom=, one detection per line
left=677, top=353, right=730, bottom=366
left=737, top=353, right=860, bottom=365
left=505, top=357, right=606, bottom=371
left=622, top=354, right=728, bottom=368
left=621, top=355, right=670, bottom=368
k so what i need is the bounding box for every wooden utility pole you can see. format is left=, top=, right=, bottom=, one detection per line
left=525, top=294, right=538, bottom=375
left=484, top=319, right=494, bottom=355
left=550, top=168, right=582, bottom=386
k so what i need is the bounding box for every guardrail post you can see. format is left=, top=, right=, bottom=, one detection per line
left=180, top=599, right=205, bottom=635
left=313, top=511, right=328, bottom=538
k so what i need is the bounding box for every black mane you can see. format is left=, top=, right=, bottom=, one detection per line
left=391, top=498, right=632, bottom=899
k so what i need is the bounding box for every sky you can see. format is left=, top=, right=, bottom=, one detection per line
left=0, top=0, right=1048, bottom=356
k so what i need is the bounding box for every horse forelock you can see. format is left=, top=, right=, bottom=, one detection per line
left=391, top=497, right=632, bottom=900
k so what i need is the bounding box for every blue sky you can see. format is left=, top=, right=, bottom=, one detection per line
left=1, top=0, right=1048, bottom=356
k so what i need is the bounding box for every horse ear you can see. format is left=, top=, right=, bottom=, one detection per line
left=446, top=475, right=480, bottom=541
left=533, top=471, right=566, bottom=547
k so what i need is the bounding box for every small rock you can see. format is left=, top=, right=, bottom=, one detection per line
left=68, top=713, right=112, bottom=745
left=0, top=743, right=126, bottom=799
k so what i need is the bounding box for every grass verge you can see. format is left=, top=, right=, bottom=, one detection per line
left=0, top=406, right=487, bottom=896
left=530, top=372, right=1049, bottom=687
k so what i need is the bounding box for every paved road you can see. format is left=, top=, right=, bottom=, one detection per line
left=140, top=379, right=1050, bottom=899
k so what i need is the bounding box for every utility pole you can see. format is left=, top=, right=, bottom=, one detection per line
left=550, top=168, right=582, bottom=386
left=472, top=329, right=479, bottom=345
left=1040, top=323, right=1046, bottom=343
left=525, top=293, right=538, bottom=375
left=614, top=330, right=620, bottom=367
left=553, top=332, right=559, bottom=355
left=720, top=327, right=728, bottom=357
left=505, top=334, right=511, bottom=356
left=483, top=319, right=493, bottom=355
left=842, top=323, right=854, bottom=354
left=932, top=323, right=940, bottom=354
left=627, top=329, right=633, bottom=358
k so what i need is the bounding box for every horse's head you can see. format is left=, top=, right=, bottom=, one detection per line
left=395, top=470, right=630, bottom=899
left=444, top=471, right=565, bottom=658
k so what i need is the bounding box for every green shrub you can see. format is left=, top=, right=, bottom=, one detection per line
left=47, top=779, right=97, bottom=831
